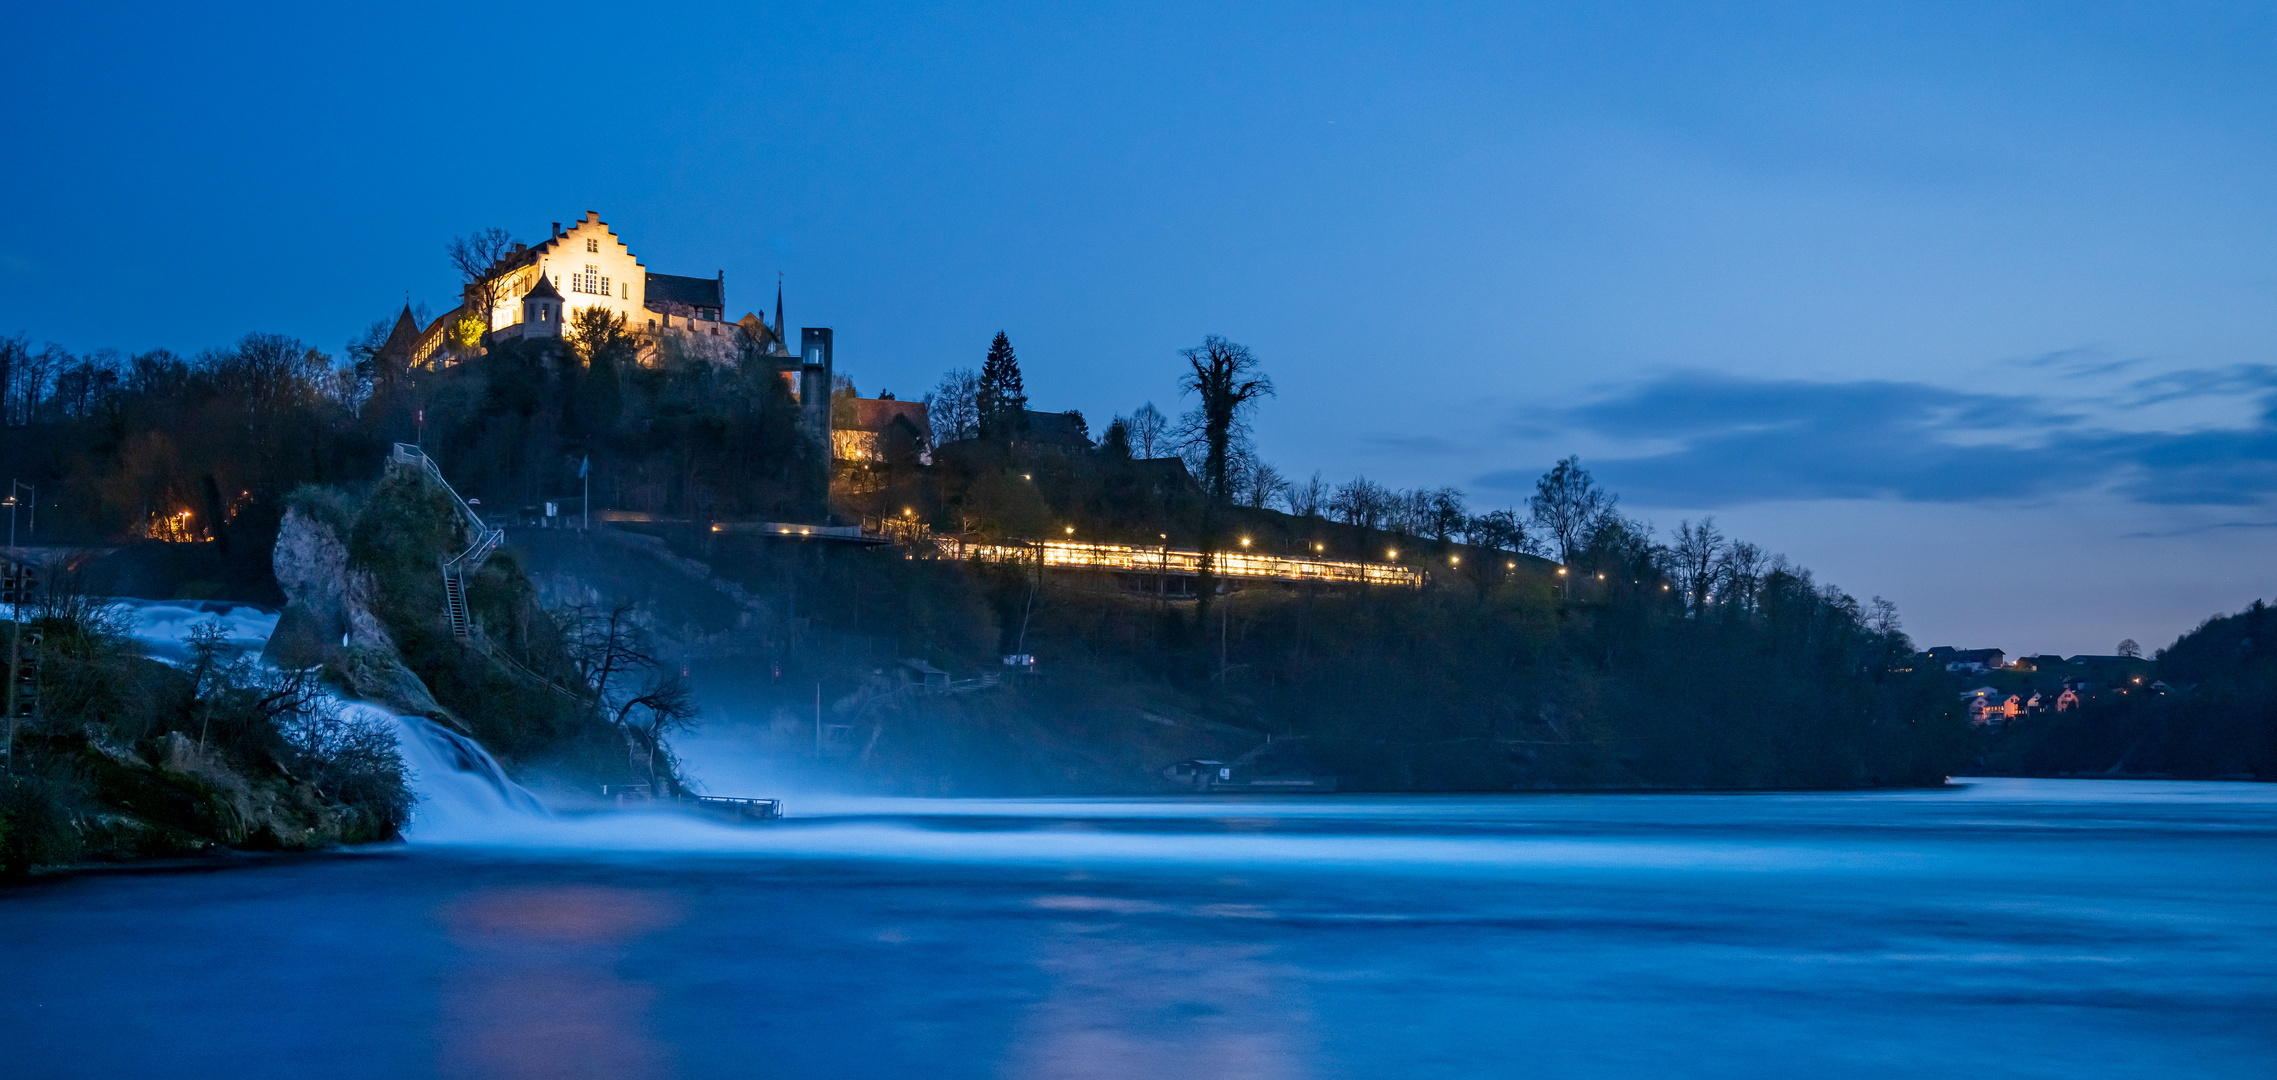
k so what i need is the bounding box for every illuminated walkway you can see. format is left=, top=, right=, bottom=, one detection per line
left=935, top=537, right=1423, bottom=587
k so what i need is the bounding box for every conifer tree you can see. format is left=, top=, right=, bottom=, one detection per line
left=976, top=331, right=1027, bottom=442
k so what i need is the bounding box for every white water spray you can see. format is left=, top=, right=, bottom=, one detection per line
left=112, top=597, right=554, bottom=842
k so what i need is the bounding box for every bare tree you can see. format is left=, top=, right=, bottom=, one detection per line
left=558, top=603, right=655, bottom=707
left=1282, top=471, right=1330, bottom=519
left=1331, top=477, right=1390, bottom=530
left=2117, top=638, right=2142, bottom=658
left=1668, top=518, right=1725, bottom=614
left=1717, top=540, right=1768, bottom=613
left=445, top=227, right=520, bottom=340
left=1529, top=457, right=1616, bottom=565
left=1240, top=460, right=1287, bottom=510
left=1868, top=596, right=1903, bottom=637
left=1128, top=402, right=1168, bottom=459
left=614, top=671, right=699, bottom=794
left=925, top=367, right=980, bottom=444
left=1425, top=487, right=1467, bottom=541
left=1464, top=508, right=1531, bottom=555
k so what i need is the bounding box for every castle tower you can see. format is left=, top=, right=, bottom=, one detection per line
left=520, top=274, right=565, bottom=338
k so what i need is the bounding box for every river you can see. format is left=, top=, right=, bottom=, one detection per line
left=0, top=604, right=2270, bottom=1077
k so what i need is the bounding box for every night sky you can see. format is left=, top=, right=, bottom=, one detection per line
left=6, top=1, right=2275, bottom=654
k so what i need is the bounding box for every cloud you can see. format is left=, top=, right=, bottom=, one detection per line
left=1475, top=369, right=2277, bottom=507
left=2120, top=520, right=2277, bottom=539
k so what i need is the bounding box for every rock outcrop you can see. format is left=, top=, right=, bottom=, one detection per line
left=265, top=504, right=460, bottom=729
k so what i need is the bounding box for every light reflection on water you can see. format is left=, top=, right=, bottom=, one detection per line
left=1, top=782, right=2272, bottom=1079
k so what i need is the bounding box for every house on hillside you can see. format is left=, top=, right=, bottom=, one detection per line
left=1928, top=646, right=2006, bottom=673
left=833, top=397, right=934, bottom=465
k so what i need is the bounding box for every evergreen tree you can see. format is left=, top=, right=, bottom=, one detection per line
left=976, top=331, right=1027, bottom=442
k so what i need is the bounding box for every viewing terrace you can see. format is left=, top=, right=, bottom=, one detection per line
left=934, top=537, right=1423, bottom=588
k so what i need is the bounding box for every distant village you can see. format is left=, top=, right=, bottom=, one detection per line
left=1922, top=645, right=2165, bottom=725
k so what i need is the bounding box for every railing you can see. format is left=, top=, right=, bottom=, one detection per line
left=393, top=444, right=508, bottom=639
left=600, top=786, right=784, bottom=821
left=935, top=536, right=1423, bottom=587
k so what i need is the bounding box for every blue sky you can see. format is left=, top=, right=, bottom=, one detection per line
left=5, top=1, right=2276, bottom=653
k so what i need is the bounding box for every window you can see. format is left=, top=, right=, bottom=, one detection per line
left=586, top=237, right=598, bottom=252
left=620, top=282, right=629, bottom=299
left=574, top=265, right=613, bottom=297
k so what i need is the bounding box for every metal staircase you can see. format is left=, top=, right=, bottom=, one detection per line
left=392, top=444, right=505, bottom=641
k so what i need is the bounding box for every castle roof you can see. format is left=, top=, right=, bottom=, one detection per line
left=522, top=274, right=562, bottom=300
left=645, top=272, right=723, bottom=311
left=376, top=303, right=423, bottom=361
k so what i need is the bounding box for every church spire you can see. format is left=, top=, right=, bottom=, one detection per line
left=774, top=274, right=784, bottom=340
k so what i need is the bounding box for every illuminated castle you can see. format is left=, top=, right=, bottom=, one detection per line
left=377, top=211, right=794, bottom=368
left=374, top=212, right=836, bottom=450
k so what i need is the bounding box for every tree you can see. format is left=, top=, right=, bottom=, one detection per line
left=446, top=227, right=520, bottom=341
left=1425, top=487, right=1467, bottom=541
left=569, top=307, right=633, bottom=434
left=615, top=671, right=698, bottom=794
left=1529, top=456, right=1616, bottom=565
left=1283, top=471, right=1330, bottom=519
left=1331, top=477, right=1389, bottom=529
left=1240, top=460, right=1287, bottom=510
left=1100, top=417, right=1133, bottom=460
left=2117, top=638, right=2142, bottom=658
left=976, top=332, right=1027, bottom=442
left=1464, top=508, right=1528, bottom=555
left=559, top=602, right=659, bottom=712
left=1128, top=402, right=1168, bottom=459
left=1178, top=336, right=1273, bottom=504
left=1668, top=517, right=1725, bottom=614
left=925, top=367, right=980, bottom=444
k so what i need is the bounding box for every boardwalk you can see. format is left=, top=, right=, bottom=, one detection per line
left=934, top=536, right=1423, bottom=587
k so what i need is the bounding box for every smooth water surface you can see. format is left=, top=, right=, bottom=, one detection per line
left=3, top=781, right=2272, bottom=1079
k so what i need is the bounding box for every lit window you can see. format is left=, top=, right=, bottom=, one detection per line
left=586, top=238, right=598, bottom=252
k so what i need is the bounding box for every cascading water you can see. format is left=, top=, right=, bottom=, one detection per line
left=112, top=597, right=552, bottom=841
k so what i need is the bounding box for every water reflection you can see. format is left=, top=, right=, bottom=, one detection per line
left=1011, top=894, right=1312, bottom=1080
left=439, top=886, right=680, bottom=1080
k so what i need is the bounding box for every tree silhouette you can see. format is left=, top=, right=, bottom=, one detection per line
left=976, top=332, right=1026, bottom=442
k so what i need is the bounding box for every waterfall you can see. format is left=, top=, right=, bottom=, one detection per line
left=368, top=704, right=551, bottom=836
left=111, top=597, right=551, bottom=841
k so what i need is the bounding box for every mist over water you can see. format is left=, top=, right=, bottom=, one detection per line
left=15, top=599, right=2263, bottom=1077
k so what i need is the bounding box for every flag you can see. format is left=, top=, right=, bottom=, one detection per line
left=578, top=455, right=589, bottom=479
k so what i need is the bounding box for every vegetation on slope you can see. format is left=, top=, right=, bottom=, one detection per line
left=0, top=577, right=409, bottom=878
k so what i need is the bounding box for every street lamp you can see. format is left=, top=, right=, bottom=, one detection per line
left=4, top=481, right=31, bottom=548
